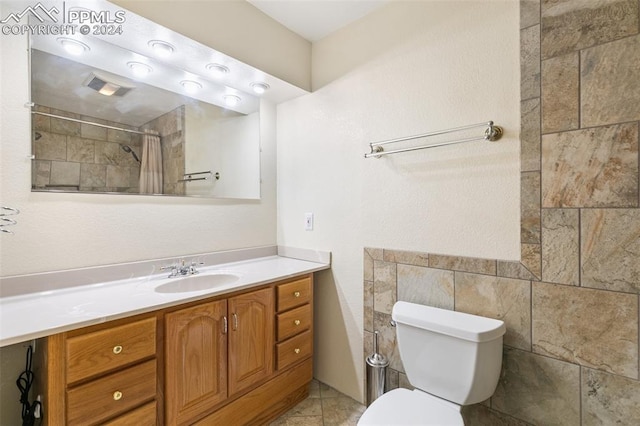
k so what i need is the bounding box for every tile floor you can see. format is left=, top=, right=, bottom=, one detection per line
left=270, top=379, right=366, bottom=426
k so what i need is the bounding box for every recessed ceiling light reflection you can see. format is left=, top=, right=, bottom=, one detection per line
left=250, top=82, right=270, bottom=95
left=206, top=63, right=230, bottom=77
left=127, top=62, right=153, bottom=77
left=57, top=38, right=90, bottom=55
left=223, top=95, right=241, bottom=107
left=180, top=80, right=202, bottom=94
left=148, top=40, right=174, bottom=58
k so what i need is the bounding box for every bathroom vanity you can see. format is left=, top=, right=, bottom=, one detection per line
left=39, top=274, right=313, bottom=425
left=0, top=250, right=327, bottom=425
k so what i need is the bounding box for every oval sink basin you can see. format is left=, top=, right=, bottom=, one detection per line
left=155, top=273, right=240, bottom=293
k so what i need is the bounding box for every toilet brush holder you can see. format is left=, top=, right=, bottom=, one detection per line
left=366, top=330, right=389, bottom=407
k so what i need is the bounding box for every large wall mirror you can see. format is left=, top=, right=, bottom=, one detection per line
left=28, top=0, right=306, bottom=199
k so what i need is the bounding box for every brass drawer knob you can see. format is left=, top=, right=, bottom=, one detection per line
left=294, top=291, right=301, bottom=298
left=113, top=391, right=123, bottom=401
left=294, top=348, right=301, bottom=354
left=113, top=345, right=123, bottom=355
left=294, top=320, right=301, bottom=326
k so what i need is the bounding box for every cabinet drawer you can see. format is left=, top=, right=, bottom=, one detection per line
left=276, top=330, right=312, bottom=370
left=277, top=304, right=311, bottom=341
left=66, top=317, right=156, bottom=384
left=102, top=401, right=157, bottom=426
left=66, top=360, right=156, bottom=426
left=277, top=277, right=311, bottom=312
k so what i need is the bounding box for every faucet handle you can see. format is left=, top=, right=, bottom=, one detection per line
left=160, top=263, right=179, bottom=277
left=188, top=261, right=204, bottom=274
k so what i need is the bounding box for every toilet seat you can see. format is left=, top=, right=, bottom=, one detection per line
left=357, top=388, right=464, bottom=426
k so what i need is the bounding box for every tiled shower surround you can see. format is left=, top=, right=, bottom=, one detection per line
left=364, top=1, right=640, bottom=425
left=32, top=105, right=142, bottom=192
left=140, top=105, right=186, bottom=196
left=32, top=105, right=186, bottom=195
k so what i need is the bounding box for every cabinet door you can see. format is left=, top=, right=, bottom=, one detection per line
left=228, top=288, right=274, bottom=396
left=165, top=300, right=228, bottom=425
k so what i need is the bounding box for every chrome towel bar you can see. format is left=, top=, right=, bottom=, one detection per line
left=364, top=121, right=503, bottom=158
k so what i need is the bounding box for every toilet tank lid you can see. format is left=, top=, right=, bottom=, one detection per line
left=392, top=302, right=505, bottom=342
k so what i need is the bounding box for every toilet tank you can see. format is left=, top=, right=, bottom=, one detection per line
left=393, top=302, right=505, bottom=405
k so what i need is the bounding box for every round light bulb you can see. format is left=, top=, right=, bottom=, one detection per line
left=206, top=63, right=230, bottom=77
left=180, top=80, right=202, bottom=94
left=223, top=95, right=241, bottom=107
left=127, top=62, right=153, bottom=78
left=57, top=38, right=89, bottom=55
left=250, top=82, right=270, bottom=95
left=148, top=40, right=174, bottom=58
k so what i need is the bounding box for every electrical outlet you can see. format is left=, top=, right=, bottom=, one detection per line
left=304, top=212, right=314, bottom=231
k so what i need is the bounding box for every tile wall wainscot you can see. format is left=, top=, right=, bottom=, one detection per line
left=363, top=1, right=640, bottom=425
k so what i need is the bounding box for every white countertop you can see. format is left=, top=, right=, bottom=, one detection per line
left=0, top=254, right=329, bottom=347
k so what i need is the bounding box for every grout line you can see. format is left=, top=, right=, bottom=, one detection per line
left=578, top=209, right=582, bottom=287
left=453, top=270, right=457, bottom=311
left=530, top=278, right=534, bottom=352
left=579, top=365, right=583, bottom=425
left=578, top=48, right=582, bottom=130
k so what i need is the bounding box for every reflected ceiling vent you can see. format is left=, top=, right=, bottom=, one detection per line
left=83, top=71, right=135, bottom=97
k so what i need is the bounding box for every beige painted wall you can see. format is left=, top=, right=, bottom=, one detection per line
left=277, top=1, right=520, bottom=401
left=111, top=0, right=312, bottom=91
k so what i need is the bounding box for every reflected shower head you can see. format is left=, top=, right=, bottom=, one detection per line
left=120, top=144, right=140, bottom=163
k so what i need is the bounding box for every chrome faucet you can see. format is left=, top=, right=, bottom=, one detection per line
left=161, top=259, right=204, bottom=278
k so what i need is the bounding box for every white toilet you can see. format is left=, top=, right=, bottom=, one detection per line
left=358, top=301, right=506, bottom=425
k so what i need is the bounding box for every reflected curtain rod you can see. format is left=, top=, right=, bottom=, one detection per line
left=31, top=111, right=159, bottom=136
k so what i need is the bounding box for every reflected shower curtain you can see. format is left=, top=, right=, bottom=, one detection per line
left=139, top=132, right=163, bottom=194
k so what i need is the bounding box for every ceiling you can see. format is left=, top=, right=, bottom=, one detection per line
left=247, top=0, right=388, bottom=42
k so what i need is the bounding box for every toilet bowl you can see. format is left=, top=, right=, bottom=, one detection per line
left=358, top=302, right=505, bottom=425
left=359, top=388, right=463, bottom=425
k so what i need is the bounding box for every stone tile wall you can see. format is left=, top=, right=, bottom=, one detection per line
left=32, top=105, right=142, bottom=192
left=140, top=105, right=186, bottom=196
left=363, top=1, right=640, bottom=424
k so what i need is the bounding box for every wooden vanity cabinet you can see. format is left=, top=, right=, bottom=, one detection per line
left=227, top=288, right=274, bottom=396
left=38, top=273, right=314, bottom=426
left=164, top=287, right=274, bottom=425
left=276, top=276, right=313, bottom=370
left=39, top=313, right=159, bottom=426
left=164, top=300, right=228, bottom=426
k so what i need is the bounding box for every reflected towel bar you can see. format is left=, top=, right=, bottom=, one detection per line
left=179, top=171, right=220, bottom=182
left=364, top=121, right=503, bottom=158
